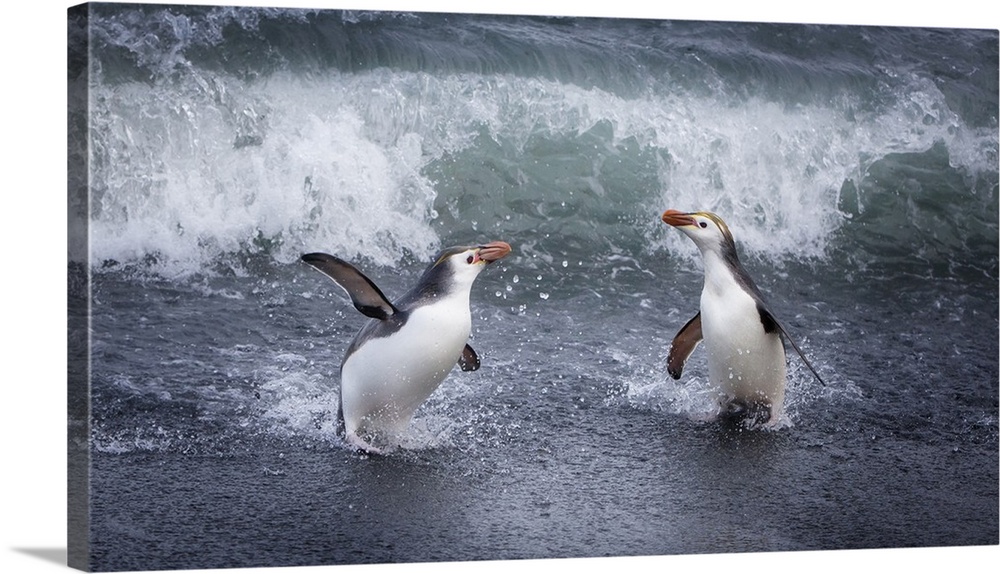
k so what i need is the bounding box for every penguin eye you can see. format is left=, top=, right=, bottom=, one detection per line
left=699, top=221, right=708, bottom=229
left=466, top=255, right=475, bottom=264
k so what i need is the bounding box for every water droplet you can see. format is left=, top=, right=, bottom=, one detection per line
left=512, top=275, right=520, bottom=283
left=495, top=291, right=502, bottom=297
left=539, top=292, right=550, bottom=300
left=562, top=261, right=568, bottom=267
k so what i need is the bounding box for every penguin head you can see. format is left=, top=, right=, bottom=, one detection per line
left=435, top=241, right=511, bottom=276
left=661, top=209, right=737, bottom=256
left=416, top=241, right=512, bottom=297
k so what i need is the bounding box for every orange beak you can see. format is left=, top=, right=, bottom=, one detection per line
left=661, top=209, right=697, bottom=228
left=475, top=241, right=512, bottom=263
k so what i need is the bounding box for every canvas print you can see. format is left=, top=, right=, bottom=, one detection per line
left=67, top=2, right=998, bottom=572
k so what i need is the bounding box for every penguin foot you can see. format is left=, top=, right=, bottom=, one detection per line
left=719, top=399, right=773, bottom=430
left=344, top=431, right=388, bottom=456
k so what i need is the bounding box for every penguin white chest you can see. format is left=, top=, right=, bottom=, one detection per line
left=340, top=295, right=472, bottom=442
left=699, top=270, right=786, bottom=408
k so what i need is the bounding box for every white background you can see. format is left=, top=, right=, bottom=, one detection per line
left=2, top=1, right=997, bottom=573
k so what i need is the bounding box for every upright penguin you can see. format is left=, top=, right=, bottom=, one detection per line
left=661, top=210, right=824, bottom=427
left=301, top=241, right=512, bottom=453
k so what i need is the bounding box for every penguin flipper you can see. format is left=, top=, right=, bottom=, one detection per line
left=301, top=253, right=397, bottom=320
left=667, top=312, right=702, bottom=379
left=458, top=344, right=480, bottom=372
left=757, top=304, right=826, bottom=387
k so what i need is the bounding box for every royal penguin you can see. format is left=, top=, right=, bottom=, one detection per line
left=661, top=209, right=824, bottom=427
left=301, top=241, right=512, bottom=452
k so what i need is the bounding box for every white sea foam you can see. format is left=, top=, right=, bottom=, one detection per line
left=87, top=60, right=995, bottom=275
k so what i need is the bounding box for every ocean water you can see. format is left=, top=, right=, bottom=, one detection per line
left=68, top=4, right=998, bottom=572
